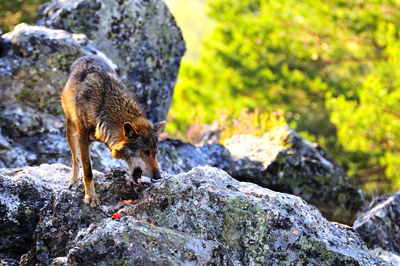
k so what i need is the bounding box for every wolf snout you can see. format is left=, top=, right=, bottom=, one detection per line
left=153, top=171, right=161, bottom=180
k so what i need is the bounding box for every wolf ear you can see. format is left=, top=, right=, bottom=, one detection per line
left=153, top=121, right=166, bottom=134
left=123, top=122, right=138, bottom=139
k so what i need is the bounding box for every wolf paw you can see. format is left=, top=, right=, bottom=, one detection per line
left=68, top=180, right=77, bottom=189
left=68, top=173, right=80, bottom=189
left=84, top=194, right=101, bottom=207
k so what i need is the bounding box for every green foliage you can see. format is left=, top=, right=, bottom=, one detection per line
left=168, top=0, right=400, bottom=193
left=328, top=22, right=400, bottom=191
left=0, top=0, right=47, bottom=33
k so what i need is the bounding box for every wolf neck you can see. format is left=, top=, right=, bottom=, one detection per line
left=95, top=121, right=119, bottom=150
left=95, top=116, right=148, bottom=151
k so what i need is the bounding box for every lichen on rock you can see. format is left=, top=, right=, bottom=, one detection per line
left=0, top=23, right=110, bottom=115
left=0, top=164, right=385, bottom=265
left=118, top=166, right=381, bottom=265
left=68, top=218, right=219, bottom=265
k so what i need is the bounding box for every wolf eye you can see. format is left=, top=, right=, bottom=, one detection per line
left=143, top=149, right=150, bottom=156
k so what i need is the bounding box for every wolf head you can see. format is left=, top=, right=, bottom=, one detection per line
left=112, top=119, right=166, bottom=183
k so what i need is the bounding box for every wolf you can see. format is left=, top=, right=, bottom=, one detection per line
left=61, top=55, right=166, bottom=207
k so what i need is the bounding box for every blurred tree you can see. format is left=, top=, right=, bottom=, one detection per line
left=0, top=0, right=47, bottom=33
left=168, top=0, right=400, bottom=193
left=328, top=22, right=400, bottom=192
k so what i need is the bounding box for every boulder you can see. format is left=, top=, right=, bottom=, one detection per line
left=36, top=0, right=186, bottom=122
left=224, top=125, right=365, bottom=224
left=0, top=164, right=384, bottom=265
left=0, top=23, right=111, bottom=114
left=353, top=191, right=400, bottom=255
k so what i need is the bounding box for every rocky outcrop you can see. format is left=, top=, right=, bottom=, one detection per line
left=353, top=191, right=400, bottom=264
left=33, top=166, right=151, bottom=264
left=36, top=0, right=186, bottom=123
left=0, top=164, right=384, bottom=265
left=0, top=23, right=124, bottom=170
left=0, top=23, right=123, bottom=168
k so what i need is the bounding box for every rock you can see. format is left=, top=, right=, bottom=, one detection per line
left=68, top=218, right=219, bottom=265
left=0, top=166, right=52, bottom=261
left=1, top=110, right=362, bottom=224
left=51, top=257, right=69, bottom=266
left=157, top=125, right=364, bottom=224
left=0, top=258, right=19, bottom=266
left=0, top=164, right=383, bottom=264
left=370, top=248, right=400, bottom=266
left=72, top=166, right=381, bottom=265
left=33, top=165, right=151, bottom=264
left=36, top=0, right=186, bottom=123
left=224, top=125, right=365, bottom=224
left=353, top=191, right=400, bottom=255
left=157, top=138, right=234, bottom=175
left=0, top=23, right=112, bottom=114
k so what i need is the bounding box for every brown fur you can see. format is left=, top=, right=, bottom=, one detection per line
left=61, top=55, right=165, bottom=207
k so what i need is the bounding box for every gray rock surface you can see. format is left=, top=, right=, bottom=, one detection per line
left=354, top=191, right=400, bottom=256
left=370, top=248, right=400, bottom=266
left=224, top=125, right=365, bottom=224
left=0, top=164, right=384, bottom=265
left=68, top=218, right=219, bottom=265
left=33, top=165, right=150, bottom=264
left=158, top=125, right=364, bottom=224
left=158, top=138, right=234, bottom=174
left=0, top=23, right=110, bottom=114
left=36, top=0, right=186, bottom=123
left=0, top=165, right=52, bottom=261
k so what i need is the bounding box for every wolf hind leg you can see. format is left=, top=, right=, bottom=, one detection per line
left=66, top=119, right=80, bottom=189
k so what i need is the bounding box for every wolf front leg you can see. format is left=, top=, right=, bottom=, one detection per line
left=78, top=136, right=100, bottom=207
